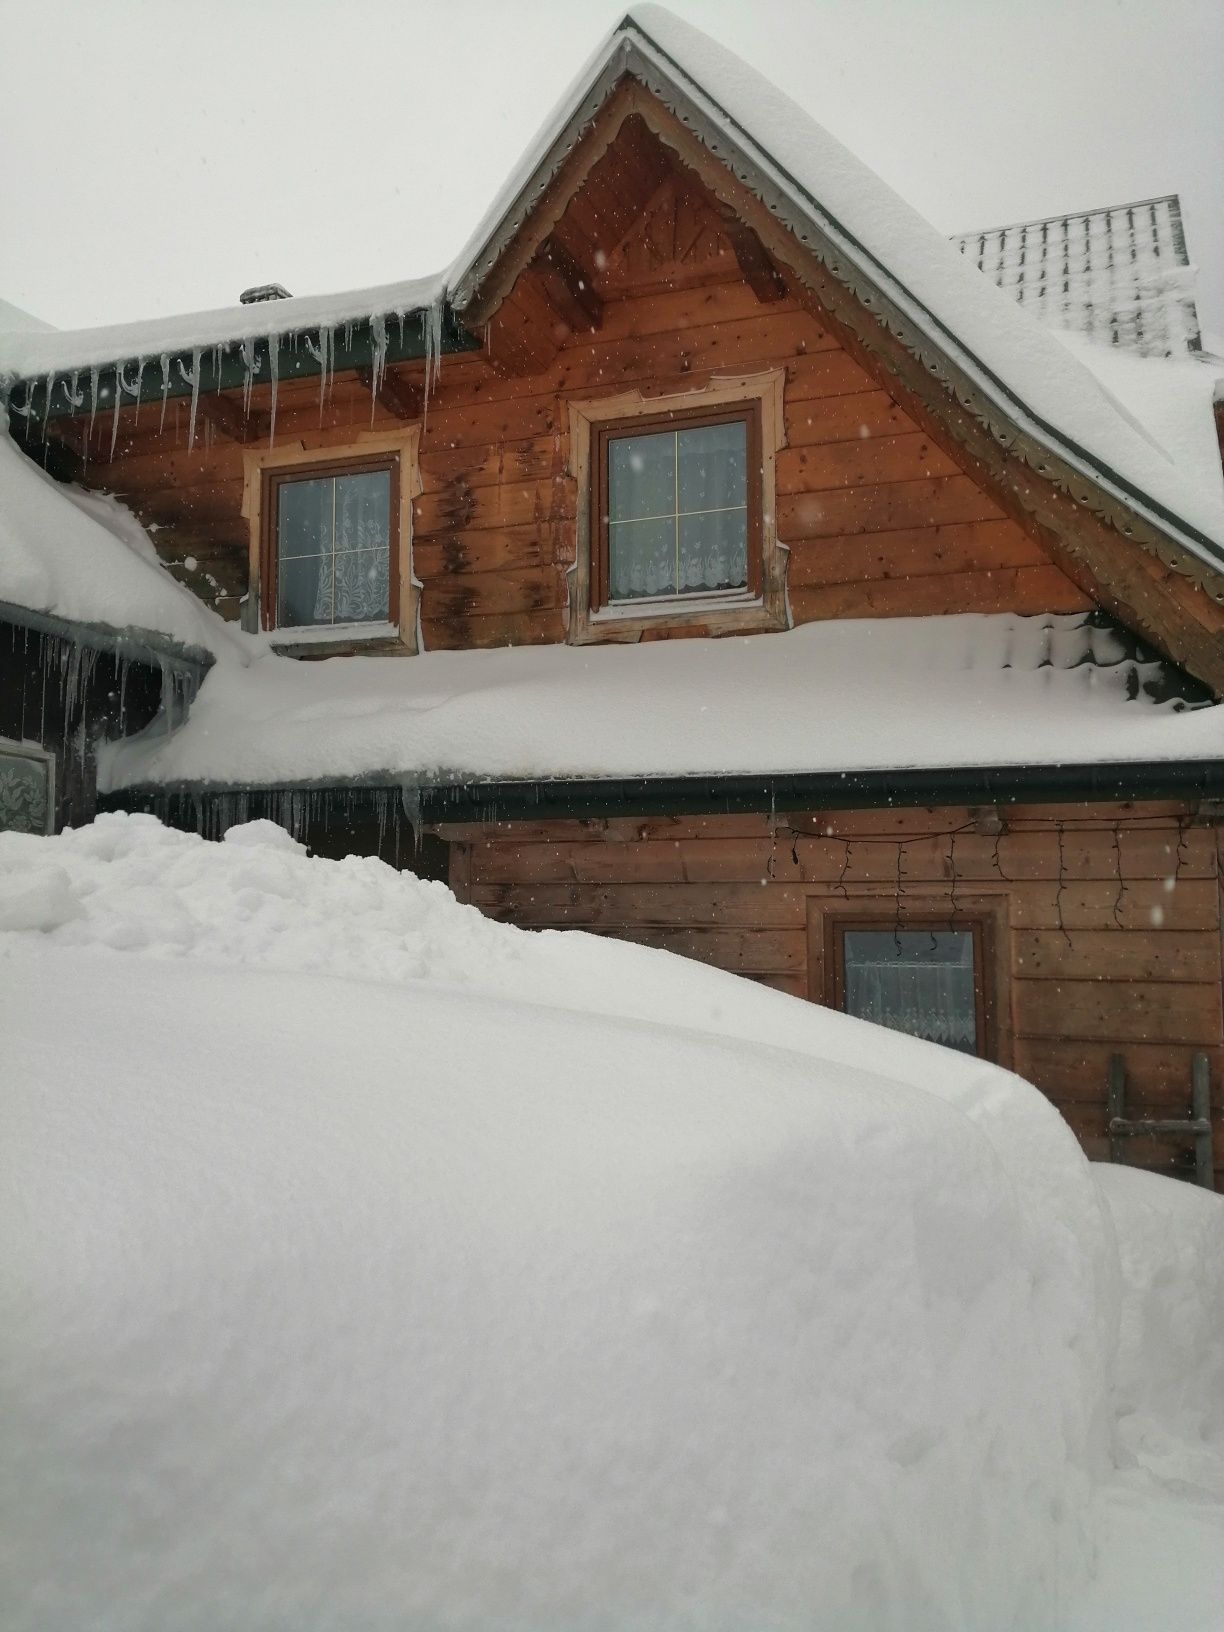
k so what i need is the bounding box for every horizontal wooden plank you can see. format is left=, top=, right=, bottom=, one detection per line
left=1012, top=929, right=1221, bottom=983
left=467, top=881, right=806, bottom=928
left=789, top=564, right=1090, bottom=622
left=419, top=608, right=565, bottom=650
left=779, top=475, right=1004, bottom=539
left=420, top=567, right=566, bottom=620
left=776, top=431, right=962, bottom=494
left=587, top=924, right=807, bottom=973
left=418, top=436, right=562, bottom=493
left=1014, top=978, right=1222, bottom=1046
left=414, top=475, right=573, bottom=535
left=784, top=390, right=918, bottom=448
left=786, top=520, right=1048, bottom=590
left=413, top=524, right=564, bottom=579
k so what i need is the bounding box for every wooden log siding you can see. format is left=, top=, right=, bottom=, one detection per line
left=58, top=247, right=1089, bottom=639
left=446, top=803, right=1224, bottom=1187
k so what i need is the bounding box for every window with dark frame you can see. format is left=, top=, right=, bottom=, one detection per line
left=592, top=403, right=762, bottom=613
left=830, top=920, right=988, bottom=1056
left=261, top=456, right=399, bottom=632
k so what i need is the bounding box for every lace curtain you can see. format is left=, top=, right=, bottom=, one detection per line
left=843, top=930, right=978, bottom=1053
left=276, top=469, right=390, bottom=628
left=607, top=419, right=748, bottom=600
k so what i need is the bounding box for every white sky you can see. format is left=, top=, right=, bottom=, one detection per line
left=1, top=0, right=1221, bottom=341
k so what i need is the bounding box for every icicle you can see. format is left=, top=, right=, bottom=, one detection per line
left=369, top=312, right=387, bottom=425
left=241, top=335, right=259, bottom=417
left=87, top=366, right=100, bottom=446
left=111, top=360, right=139, bottom=459
left=304, top=325, right=333, bottom=423
left=267, top=332, right=279, bottom=446
left=177, top=349, right=202, bottom=450
left=159, top=354, right=171, bottom=432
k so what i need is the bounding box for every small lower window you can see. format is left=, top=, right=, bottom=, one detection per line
left=834, top=923, right=985, bottom=1055
left=0, top=738, right=54, bottom=834
left=262, top=457, right=398, bottom=631
left=593, top=404, right=761, bottom=612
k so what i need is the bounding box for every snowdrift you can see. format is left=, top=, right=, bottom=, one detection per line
left=0, top=816, right=1133, bottom=1629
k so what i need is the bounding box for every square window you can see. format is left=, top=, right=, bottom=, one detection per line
left=262, top=458, right=398, bottom=631
left=593, top=405, right=761, bottom=612
left=834, top=923, right=986, bottom=1055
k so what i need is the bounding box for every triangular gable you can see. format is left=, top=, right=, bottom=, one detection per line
left=447, top=6, right=1224, bottom=691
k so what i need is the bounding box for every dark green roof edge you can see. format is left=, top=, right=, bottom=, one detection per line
left=107, top=757, right=1224, bottom=825
left=5, top=305, right=480, bottom=426
left=0, top=600, right=214, bottom=684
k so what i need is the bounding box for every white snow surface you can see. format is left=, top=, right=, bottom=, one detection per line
left=1060, top=336, right=1224, bottom=540
left=2, top=816, right=1221, bottom=1628
left=0, top=813, right=1115, bottom=1629
left=0, top=432, right=224, bottom=655
left=0, top=297, right=54, bottom=335
left=101, top=612, right=1223, bottom=793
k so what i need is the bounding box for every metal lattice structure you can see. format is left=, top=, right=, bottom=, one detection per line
left=953, top=195, right=1202, bottom=358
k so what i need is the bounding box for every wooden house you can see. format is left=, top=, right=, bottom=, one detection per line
left=3, top=6, right=1224, bottom=1184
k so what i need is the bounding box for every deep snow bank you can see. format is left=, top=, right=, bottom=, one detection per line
left=1, top=816, right=1118, bottom=1630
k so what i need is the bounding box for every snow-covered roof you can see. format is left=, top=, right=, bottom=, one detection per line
left=449, top=6, right=1224, bottom=567
left=952, top=195, right=1203, bottom=359
left=0, top=273, right=446, bottom=383
left=3, top=8, right=1222, bottom=580
left=0, top=433, right=222, bottom=662
left=0, top=297, right=55, bottom=336
left=102, top=612, right=1222, bottom=795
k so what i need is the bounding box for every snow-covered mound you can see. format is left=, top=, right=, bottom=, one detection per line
left=1, top=816, right=1120, bottom=1629
left=1096, top=1164, right=1224, bottom=1489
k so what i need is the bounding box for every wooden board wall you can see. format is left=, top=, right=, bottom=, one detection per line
left=55, top=171, right=1090, bottom=643
left=445, top=802, right=1224, bottom=1187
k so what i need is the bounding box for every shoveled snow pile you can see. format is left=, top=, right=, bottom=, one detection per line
left=0, top=817, right=1215, bottom=1629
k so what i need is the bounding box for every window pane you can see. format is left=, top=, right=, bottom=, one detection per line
left=333, top=549, right=390, bottom=624
left=277, top=477, right=332, bottom=561
left=335, top=470, right=391, bottom=556
left=842, top=929, right=979, bottom=1054
left=275, top=468, right=391, bottom=627
left=608, top=431, right=675, bottom=523
left=608, top=517, right=676, bottom=600
left=677, top=419, right=747, bottom=515
left=0, top=747, right=50, bottom=834
left=678, top=508, right=748, bottom=592
left=279, top=552, right=329, bottom=628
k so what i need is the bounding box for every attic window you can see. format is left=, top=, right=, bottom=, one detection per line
left=566, top=374, right=788, bottom=644
left=594, top=406, right=761, bottom=610
left=261, top=456, right=399, bottom=632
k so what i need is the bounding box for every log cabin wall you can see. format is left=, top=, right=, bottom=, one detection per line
left=445, top=802, right=1224, bottom=1187
left=54, top=120, right=1092, bottom=643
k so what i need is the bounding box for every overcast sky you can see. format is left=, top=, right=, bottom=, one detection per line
left=2, top=0, right=1221, bottom=341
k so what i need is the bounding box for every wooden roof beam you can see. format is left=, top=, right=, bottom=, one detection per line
left=720, top=210, right=787, bottom=303
left=198, top=394, right=269, bottom=444
left=533, top=235, right=603, bottom=334
left=356, top=365, right=423, bottom=421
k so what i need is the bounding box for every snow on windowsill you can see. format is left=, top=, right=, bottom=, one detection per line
left=269, top=621, right=402, bottom=652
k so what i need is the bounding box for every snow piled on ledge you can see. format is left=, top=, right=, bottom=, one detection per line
left=101, top=612, right=1224, bottom=792
left=0, top=433, right=225, bottom=657
left=1, top=813, right=1117, bottom=1629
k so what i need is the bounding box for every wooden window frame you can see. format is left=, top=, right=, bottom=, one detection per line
left=591, top=402, right=763, bottom=615
left=807, top=894, right=1011, bottom=1067
left=241, top=427, right=421, bottom=655
left=260, top=454, right=401, bottom=635
left=565, top=372, right=790, bottom=644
